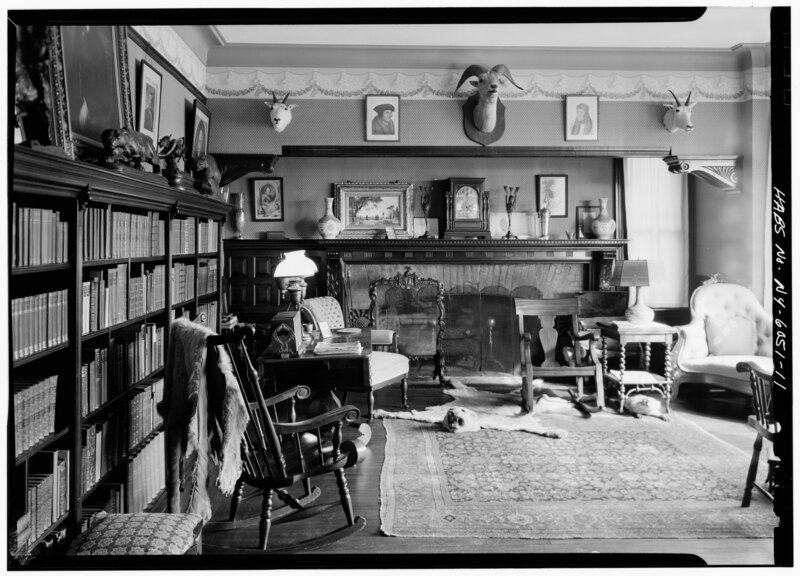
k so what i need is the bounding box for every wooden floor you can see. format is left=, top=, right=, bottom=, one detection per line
left=199, top=373, right=776, bottom=569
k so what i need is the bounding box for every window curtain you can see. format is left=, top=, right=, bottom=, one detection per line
left=763, top=137, right=772, bottom=315
left=623, top=158, right=689, bottom=307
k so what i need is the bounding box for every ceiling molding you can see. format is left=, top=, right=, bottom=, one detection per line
left=205, top=68, right=770, bottom=102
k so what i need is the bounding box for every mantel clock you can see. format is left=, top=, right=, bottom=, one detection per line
left=444, top=178, right=491, bottom=239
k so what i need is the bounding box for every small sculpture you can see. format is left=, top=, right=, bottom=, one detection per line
left=157, top=134, right=187, bottom=174
left=418, top=186, right=432, bottom=238
left=502, top=186, right=519, bottom=239
left=188, top=153, right=222, bottom=196
left=101, top=127, right=159, bottom=172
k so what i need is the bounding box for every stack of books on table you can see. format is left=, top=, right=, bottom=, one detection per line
left=313, top=341, right=363, bottom=356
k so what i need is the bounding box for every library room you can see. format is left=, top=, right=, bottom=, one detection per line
left=6, top=5, right=792, bottom=571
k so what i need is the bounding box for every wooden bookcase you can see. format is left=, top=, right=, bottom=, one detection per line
left=8, top=146, right=229, bottom=565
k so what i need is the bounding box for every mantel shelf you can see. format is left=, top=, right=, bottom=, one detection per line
left=281, top=145, right=671, bottom=158
left=662, top=154, right=740, bottom=192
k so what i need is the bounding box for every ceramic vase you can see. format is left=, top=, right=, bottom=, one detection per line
left=591, top=197, right=617, bottom=240
left=539, top=208, right=551, bottom=239
left=318, top=197, right=342, bottom=239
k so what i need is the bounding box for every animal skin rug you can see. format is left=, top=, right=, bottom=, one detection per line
left=373, top=379, right=588, bottom=438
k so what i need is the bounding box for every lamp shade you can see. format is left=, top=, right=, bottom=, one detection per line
left=610, top=259, right=650, bottom=287
left=274, top=250, right=318, bottom=279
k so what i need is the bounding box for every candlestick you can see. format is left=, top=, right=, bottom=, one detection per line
left=418, top=185, right=432, bottom=238
left=502, top=186, right=519, bottom=239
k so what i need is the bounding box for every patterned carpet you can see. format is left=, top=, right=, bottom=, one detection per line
left=380, top=407, right=776, bottom=539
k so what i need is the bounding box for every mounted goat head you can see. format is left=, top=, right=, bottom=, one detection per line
left=662, top=90, right=696, bottom=133
left=265, top=92, right=297, bottom=133
left=456, top=64, right=522, bottom=146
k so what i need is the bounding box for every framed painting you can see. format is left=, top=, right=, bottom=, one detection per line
left=576, top=204, right=600, bottom=238
left=137, top=60, right=162, bottom=145
left=191, top=100, right=211, bottom=161
left=365, top=94, right=400, bottom=142
left=58, top=25, right=133, bottom=159
left=333, top=182, right=413, bottom=238
left=251, top=177, right=285, bottom=222
left=536, top=175, right=569, bottom=217
left=565, top=95, right=599, bottom=141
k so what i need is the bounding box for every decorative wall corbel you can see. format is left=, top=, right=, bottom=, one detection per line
left=662, top=153, right=740, bottom=193
left=214, top=153, right=280, bottom=187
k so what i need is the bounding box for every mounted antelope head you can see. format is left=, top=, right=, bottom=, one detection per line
left=265, top=92, right=297, bottom=133
left=663, top=89, right=696, bottom=133
left=455, top=64, right=522, bottom=146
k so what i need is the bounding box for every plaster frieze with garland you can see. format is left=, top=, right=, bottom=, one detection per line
left=132, top=25, right=206, bottom=94
left=205, top=67, right=770, bottom=102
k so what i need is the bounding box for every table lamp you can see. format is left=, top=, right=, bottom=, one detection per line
left=274, top=250, right=318, bottom=309
left=610, top=259, right=654, bottom=324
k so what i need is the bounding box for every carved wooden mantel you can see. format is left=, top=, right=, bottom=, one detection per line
left=662, top=154, right=740, bottom=192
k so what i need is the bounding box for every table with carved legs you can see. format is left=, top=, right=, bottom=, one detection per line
left=597, top=321, right=677, bottom=414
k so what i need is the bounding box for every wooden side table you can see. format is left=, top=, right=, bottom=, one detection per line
left=597, top=321, right=677, bottom=414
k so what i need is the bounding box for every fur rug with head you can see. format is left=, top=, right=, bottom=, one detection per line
left=373, top=379, right=598, bottom=439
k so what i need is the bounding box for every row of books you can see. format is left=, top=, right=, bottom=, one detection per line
left=126, top=432, right=166, bottom=513
left=196, top=301, right=219, bottom=333
left=115, top=323, right=165, bottom=388
left=198, top=259, right=219, bottom=296
left=171, top=262, right=196, bottom=303
left=11, top=290, right=69, bottom=361
left=80, top=347, right=111, bottom=418
left=81, top=418, right=124, bottom=497
left=129, top=265, right=166, bottom=319
left=198, top=219, right=219, bottom=254
left=12, top=204, right=69, bottom=268
left=83, top=207, right=167, bottom=261
left=111, top=210, right=165, bottom=259
left=128, top=379, right=164, bottom=450
left=14, top=375, right=58, bottom=457
left=22, top=450, right=70, bottom=550
left=82, top=264, right=129, bottom=334
left=171, top=217, right=198, bottom=255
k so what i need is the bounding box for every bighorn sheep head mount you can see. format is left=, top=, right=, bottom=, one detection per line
left=662, top=89, right=696, bottom=133
left=455, top=64, right=522, bottom=146
left=265, top=92, right=297, bottom=133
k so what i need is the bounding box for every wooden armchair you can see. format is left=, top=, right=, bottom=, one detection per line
left=737, top=360, right=779, bottom=507
left=205, top=326, right=366, bottom=551
left=515, top=297, right=605, bottom=413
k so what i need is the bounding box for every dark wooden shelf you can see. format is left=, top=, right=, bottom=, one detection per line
left=12, top=342, right=70, bottom=369
left=282, top=145, right=672, bottom=158
left=11, top=263, right=71, bottom=276
left=83, top=255, right=165, bottom=268
left=15, top=428, right=71, bottom=467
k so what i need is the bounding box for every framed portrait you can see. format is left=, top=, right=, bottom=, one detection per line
left=565, top=95, right=599, bottom=141
left=58, top=25, right=133, bottom=159
left=576, top=205, right=600, bottom=238
left=536, top=175, right=569, bottom=217
left=251, top=177, right=285, bottom=222
left=365, top=94, right=400, bottom=142
left=137, top=60, right=162, bottom=145
left=191, top=100, right=212, bottom=161
left=333, top=182, right=413, bottom=238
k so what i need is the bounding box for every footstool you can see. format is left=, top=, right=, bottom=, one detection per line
left=67, top=512, right=203, bottom=555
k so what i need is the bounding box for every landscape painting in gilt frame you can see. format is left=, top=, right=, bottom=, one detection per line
left=334, top=182, right=413, bottom=238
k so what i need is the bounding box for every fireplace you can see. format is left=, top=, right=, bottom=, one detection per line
left=327, top=239, right=626, bottom=375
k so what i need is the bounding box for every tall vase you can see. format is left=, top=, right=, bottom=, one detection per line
left=591, top=197, right=617, bottom=240
left=318, top=197, right=342, bottom=239
left=233, top=194, right=246, bottom=239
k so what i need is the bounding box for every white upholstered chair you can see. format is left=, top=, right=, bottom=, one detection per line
left=672, top=282, right=773, bottom=399
left=301, top=296, right=410, bottom=420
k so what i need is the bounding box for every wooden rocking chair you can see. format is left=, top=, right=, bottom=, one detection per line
left=204, top=326, right=366, bottom=551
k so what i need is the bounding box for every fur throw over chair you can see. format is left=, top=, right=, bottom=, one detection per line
left=157, top=318, right=250, bottom=522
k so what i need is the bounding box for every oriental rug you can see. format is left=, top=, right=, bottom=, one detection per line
left=379, top=385, right=775, bottom=540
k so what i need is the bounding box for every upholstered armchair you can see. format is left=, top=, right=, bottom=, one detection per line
left=301, top=296, right=410, bottom=419
left=672, top=282, right=773, bottom=399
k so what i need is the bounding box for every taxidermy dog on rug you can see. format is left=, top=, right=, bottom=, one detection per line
left=623, top=394, right=669, bottom=421
left=374, top=379, right=601, bottom=439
